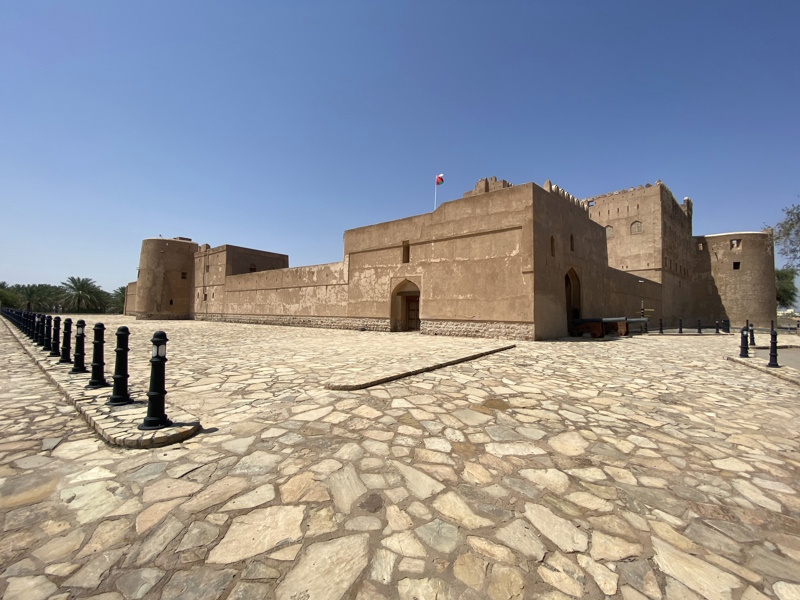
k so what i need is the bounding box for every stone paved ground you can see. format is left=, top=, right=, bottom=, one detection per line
left=1, top=317, right=800, bottom=600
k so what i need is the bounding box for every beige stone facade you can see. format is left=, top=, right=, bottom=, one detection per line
left=124, top=176, right=776, bottom=339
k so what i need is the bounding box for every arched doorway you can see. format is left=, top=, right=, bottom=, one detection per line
left=565, top=268, right=581, bottom=322
left=391, top=280, right=421, bottom=331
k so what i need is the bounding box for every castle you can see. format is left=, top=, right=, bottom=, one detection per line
left=123, top=176, right=776, bottom=340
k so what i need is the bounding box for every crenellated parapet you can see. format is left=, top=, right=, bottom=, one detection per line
left=542, top=179, right=589, bottom=211
left=462, top=176, right=514, bottom=198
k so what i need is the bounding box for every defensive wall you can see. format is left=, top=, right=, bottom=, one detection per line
left=124, top=175, right=777, bottom=339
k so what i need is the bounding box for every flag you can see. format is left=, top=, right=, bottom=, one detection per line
left=436, top=174, right=444, bottom=186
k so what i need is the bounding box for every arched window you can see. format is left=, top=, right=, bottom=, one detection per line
left=605, top=226, right=614, bottom=239
left=570, top=234, right=574, bottom=252
left=550, top=236, right=555, bottom=257
left=631, top=221, right=643, bottom=234
left=249, top=263, right=257, bottom=273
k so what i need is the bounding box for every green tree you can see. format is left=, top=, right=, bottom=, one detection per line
left=776, top=267, right=798, bottom=309
left=107, top=286, right=127, bottom=314
left=0, top=286, right=22, bottom=309
left=12, top=283, right=59, bottom=311
left=775, top=204, right=800, bottom=269
left=59, top=277, right=105, bottom=312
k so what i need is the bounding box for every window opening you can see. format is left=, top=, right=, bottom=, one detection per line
left=606, top=226, right=614, bottom=239
left=402, top=241, right=410, bottom=263
left=550, top=236, right=555, bottom=257
left=630, top=221, right=643, bottom=234
left=249, top=263, right=257, bottom=273
left=733, top=262, right=741, bottom=270
left=181, top=272, right=187, bottom=279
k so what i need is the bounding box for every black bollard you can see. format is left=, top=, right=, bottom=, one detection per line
left=59, top=318, right=73, bottom=364
left=107, top=326, right=133, bottom=406
left=697, top=319, right=702, bottom=334
left=139, top=331, right=173, bottom=430
left=715, top=320, right=720, bottom=334
left=70, top=320, right=88, bottom=374
left=739, top=327, right=749, bottom=358
left=771, top=320, right=774, bottom=332
left=659, top=318, right=663, bottom=334
left=679, top=319, right=683, bottom=334
left=86, top=323, right=110, bottom=389
left=749, top=324, right=755, bottom=347
left=37, top=314, right=45, bottom=346
left=49, top=317, right=61, bottom=357
left=43, top=316, right=53, bottom=352
left=644, top=320, right=648, bottom=334
left=767, top=329, right=779, bottom=368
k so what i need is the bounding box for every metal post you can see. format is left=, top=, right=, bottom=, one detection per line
left=767, top=329, right=779, bottom=368
left=715, top=320, right=719, bottom=334
left=697, top=319, right=702, bottom=334
left=749, top=324, right=755, bottom=347
left=43, top=316, right=53, bottom=352
left=70, top=320, right=88, bottom=374
left=107, top=326, right=133, bottom=405
left=49, top=317, right=61, bottom=357
left=679, top=319, right=683, bottom=334
left=739, top=327, right=749, bottom=358
left=644, top=320, right=648, bottom=334
left=37, top=314, right=45, bottom=346
left=86, top=323, right=110, bottom=389
left=771, top=320, right=774, bottom=332
left=59, top=318, right=73, bottom=364
left=659, top=318, right=663, bottom=334
left=139, top=331, right=173, bottom=430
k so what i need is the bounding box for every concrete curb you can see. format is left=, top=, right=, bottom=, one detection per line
left=324, top=344, right=516, bottom=390
left=3, top=318, right=201, bottom=448
left=724, top=355, right=800, bottom=387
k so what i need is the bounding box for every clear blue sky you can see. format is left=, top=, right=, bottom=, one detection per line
left=2, top=1, right=798, bottom=292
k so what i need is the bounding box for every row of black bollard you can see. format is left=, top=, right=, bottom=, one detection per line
left=736, top=319, right=780, bottom=367
left=1, top=308, right=171, bottom=430
left=657, top=318, right=730, bottom=334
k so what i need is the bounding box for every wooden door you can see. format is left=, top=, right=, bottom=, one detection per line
left=406, top=296, right=420, bottom=331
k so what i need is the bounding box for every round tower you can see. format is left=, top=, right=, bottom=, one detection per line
left=135, top=237, right=199, bottom=319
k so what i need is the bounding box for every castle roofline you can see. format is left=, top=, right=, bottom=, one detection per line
left=698, top=231, right=771, bottom=238
left=143, top=236, right=197, bottom=244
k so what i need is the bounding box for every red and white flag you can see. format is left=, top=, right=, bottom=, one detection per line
left=435, top=173, right=444, bottom=186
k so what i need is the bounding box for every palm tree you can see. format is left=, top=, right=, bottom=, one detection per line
left=60, top=277, right=105, bottom=312
left=107, top=286, right=127, bottom=314
left=13, top=284, right=58, bottom=311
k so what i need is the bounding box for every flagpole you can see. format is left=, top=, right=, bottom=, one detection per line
left=434, top=178, right=437, bottom=211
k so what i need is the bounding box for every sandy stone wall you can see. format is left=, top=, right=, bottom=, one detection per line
left=135, top=238, right=198, bottom=320
left=532, top=183, right=610, bottom=339
left=692, top=231, right=776, bottom=328
left=123, top=282, right=137, bottom=316
left=421, top=320, right=536, bottom=340
left=195, top=313, right=390, bottom=331
left=343, top=184, right=535, bottom=324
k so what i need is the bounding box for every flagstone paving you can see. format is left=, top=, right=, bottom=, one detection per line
left=1, top=316, right=800, bottom=599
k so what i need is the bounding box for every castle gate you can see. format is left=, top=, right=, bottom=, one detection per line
left=391, top=280, right=421, bottom=331
left=565, top=268, right=582, bottom=321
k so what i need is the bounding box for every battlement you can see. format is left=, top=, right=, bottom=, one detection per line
left=462, top=176, right=514, bottom=198
left=541, top=180, right=589, bottom=212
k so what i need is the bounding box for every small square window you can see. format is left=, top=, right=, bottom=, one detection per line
left=733, top=262, right=741, bottom=270
left=181, top=272, right=187, bottom=279
left=697, top=242, right=704, bottom=251
left=203, top=293, right=208, bottom=301
left=730, top=239, right=742, bottom=250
